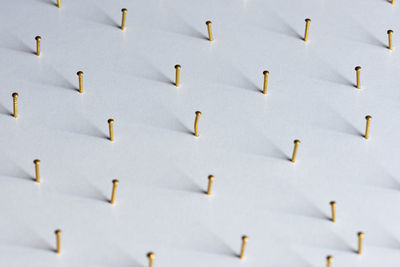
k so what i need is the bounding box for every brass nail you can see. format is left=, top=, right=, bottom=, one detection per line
left=77, top=71, right=83, bottom=93
left=364, top=115, right=372, bottom=139
left=239, top=235, right=248, bottom=259
left=327, top=255, right=333, bottom=267
left=35, top=36, right=41, bottom=56
left=194, top=111, right=201, bottom=137
left=147, top=252, right=155, bottom=267
left=263, top=71, right=269, bottom=95
left=357, top=232, right=364, bottom=254
left=304, top=18, right=311, bottom=42
left=33, top=159, right=40, bottom=183
left=355, top=66, right=362, bottom=89
left=207, top=175, right=214, bottom=195
left=57, top=0, right=61, bottom=8
left=108, top=119, right=114, bottom=141
left=291, top=140, right=301, bottom=163
left=55, top=229, right=62, bottom=253
left=12, top=93, right=18, bottom=118
left=121, top=8, right=127, bottom=30
left=330, top=201, right=336, bottom=223
left=206, top=21, right=213, bottom=41
left=175, top=65, right=181, bottom=87
left=110, top=179, right=119, bottom=204
left=388, top=30, right=393, bottom=50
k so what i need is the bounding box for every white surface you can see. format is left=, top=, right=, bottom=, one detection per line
left=0, top=0, right=400, bottom=266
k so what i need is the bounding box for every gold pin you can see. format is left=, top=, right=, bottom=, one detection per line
left=55, top=229, right=61, bottom=253
left=388, top=30, right=393, bottom=50
left=57, top=0, right=61, bottom=8
left=35, top=36, right=41, bottom=56
left=121, top=8, right=127, bottom=30
left=12, top=93, right=18, bottom=118
left=194, top=111, right=201, bottom=137
left=175, top=65, right=181, bottom=87
left=291, top=140, right=301, bottom=163
left=110, top=179, right=119, bottom=204
left=364, top=115, right=372, bottom=139
left=108, top=119, right=114, bottom=141
left=262, top=71, right=269, bottom=95
left=33, top=159, right=40, bottom=183
left=147, top=252, right=155, bottom=267
left=206, top=175, right=214, bottom=195
left=77, top=71, right=83, bottom=93
left=239, top=235, right=248, bottom=259
left=355, top=66, right=362, bottom=89
left=392, top=0, right=395, bottom=4
left=330, top=201, right=336, bottom=222
left=304, top=18, right=311, bottom=42
left=357, top=232, right=364, bottom=254
left=326, top=255, right=333, bottom=267
left=206, top=21, right=214, bottom=41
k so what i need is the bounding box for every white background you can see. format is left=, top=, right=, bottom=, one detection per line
left=0, top=0, right=400, bottom=266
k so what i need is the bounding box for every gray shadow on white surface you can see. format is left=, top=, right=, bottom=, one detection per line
left=163, top=13, right=208, bottom=41
left=0, top=161, right=33, bottom=182
left=63, top=118, right=108, bottom=140
left=367, top=226, right=400, bottom=250
left=0, top=102, right=12, bottom=117
left=6, top=225, right=54, bottom=252
left=88, top=4, right=121, bottom=29
left=155, top=169, right=204, bottom=195
left=34, top=0, right=57, bottom=7
left=311, top=58, right=354, bottom=88
left=0, top=31, right=34, bottom=55
left=344, top=17, right=386, bottom=48
left=214, top=65, right=260, bottom=94
left=364, top=166, right=400, bottom=192
left=120, top=58, right=172, bottom=86
left=49, top=67, right=78, bottom=92
left=264, top=13, right=303, bottom=41
left=306, top=229, right=354, bottom=253
left=60, top=177, right=109, bottom=203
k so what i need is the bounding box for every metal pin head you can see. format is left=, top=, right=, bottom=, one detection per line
left=112, top=179, right=119, bottom=185
left=242, top=235, right=249, bottom=242
left=208, top=175, right=214, bottom=181
left=77, top=71, right=83, bottom=76
left=330, top=201, right=336, bottom=207
left=175, top=64, right=181, bottom=70
left=294, top=139, right=301, bottom=144
left=355, top=66, right=362, bottom=71
left=195, top=111, right=202, bottom=116
left=108, top=119, right=114, bottom=124
left=121, top=8, right=127, bottom=13
left=263, top=70, right=269, bottom=76
left=147, top=252, right=155, bottom=259
left=35, top=36, right=41, bottom=41
left=55, top=229, right=62, bottom=235
left=365, top=115, right=372, bottom=121
left=206, top=21, right=212, bottom=25
left=33, top=159, right=40, bottom=165
left=305, top=18, right=311, bottom=23
left=388, top=30, right=394, bottom=35
left=327, top=255, right=333, bottom=262
left=12, top=92, right=18, bottom=98
left=358, top=232, right=364, bottom=238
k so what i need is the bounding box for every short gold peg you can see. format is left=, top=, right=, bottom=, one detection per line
left=355, top=66, right=362, bottom=89
left=326, top=255, right=333, bottom=267
left=57, top=0, right=61, bottom=8
left=304, top=18, right=311, bottom=42
left=206, top=21, right=214, bottom=41
left=33, top=159, right=40, bottom=183
left=108, top=119, right=114, bottom=141
left=55, top=229, right=61, bottom=253
left=194, top=111, right=201, bottom=137
left=77, top=71, right=83, bottom=93
left=364, top=115, right=372, bottom=139
left=330, top=201, right=336, bottom=222
left=147, top=252, right=155, bottom=267
left=291, top=140, right=301, bottom=163
left=263, top=71, right=269, bottom=95
left=388, top=30, right=393, bottom=50
left=357, top=232, right=364, bottom=254
left=12, top=93, right=18, bottom=118
left=392, top=0, right=395, bottom=5
left=175, top=65, right=181, bottom=87
left=35, top=36, right=41, bottom=56
left=121, top=8, right=127, bottom=30
left=206, top=175, right=214, bottom=195
left=239, top=235, right=248, bottom=259
left=110, top=179, right=119, bottom=204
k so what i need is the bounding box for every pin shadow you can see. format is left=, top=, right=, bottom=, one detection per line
left=89, top=5, right=120, bottom=29
left=1, top=31, right=33, bottom=55
left=0, top=102, right=12, bottom=117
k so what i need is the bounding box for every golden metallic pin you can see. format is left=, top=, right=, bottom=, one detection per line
left=147, top=252, right=155, bottom=267
left=364, top=115, right=372, bottom=139
left=175, top=65, right=181, bottom=87
left=121, top=8, right=127, bottom=30
left=194, top=111, right=201, bottom=137
left=55, top=229, right=61, bottom=254
left=388, top=30, right=393, bottom=50
left=357, top=232, right=364, bottom=254
left=77, top=71, right=83, bottom=93
left=239, top=235, right=248, bottom=259
left=33, top=159, right=40, bottom=183
left=108, top=119, right=114, bottom=141
left=263, top=71, right=269, bottom=95
left=330, top=201, right=336, bottom=222
left=110, top=179, right=119, bottom=204
left=355, top=66, right=362, bottom=89
left=12, top=93, right=18, bottom=118
left=57, top=0, right=61, bottom=8
left=392, top=0, right=395, bottom=4
left=327, top=255, right=333, bottom=267
left=291, top=140, right=301, bottom=163
left=206, top=175, right=214, bottom=195
left=206, top=21, right=214, bottom=41
left=35, top=36, right=41, bottom=56
left=304, top=18, right=311, bottom=42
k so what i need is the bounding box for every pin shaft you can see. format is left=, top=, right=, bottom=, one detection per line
left=194, top=111, right=201, bottom=137
left=291, top=140, right=301, bottom=163
left=304, top=19, right=311, bottom=42
left=12, top=93, right=18, bottom=118
left=330, top=201, right=336, bottom=222
left=207, top=175, right=214, bottom=195
left=121, top=9, right=127, bottom=30
left=263, top=71, right=269, bottom=95
left=108, top=119, right=114, bottom=141
left=364, top=116, right=372, bottom=139
left=175, top=65, right=181, bottom=87
left=206, top=21, right=213, bottom=41
left=239, top=236, right=248, bottom=259
left=34, top=159, right=40, bottom=183
left=55, top=230, right=61, bottom=254
left=110, top=179, right=119, bottom=204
